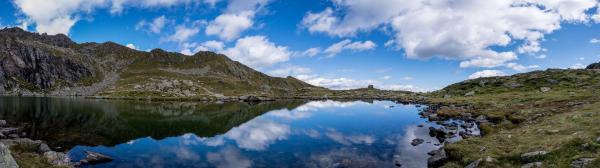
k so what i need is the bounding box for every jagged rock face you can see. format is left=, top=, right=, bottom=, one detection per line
left=0, top=28, right=92, bottom=92
left=587, top=62, right=600, bottom=69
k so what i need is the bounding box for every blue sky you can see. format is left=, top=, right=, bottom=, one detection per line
left=2, top=0, right=600, bottom=91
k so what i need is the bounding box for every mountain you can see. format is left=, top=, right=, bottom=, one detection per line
left=587, top=62, right=600, bottom=69
left=0, top=27, right=322, bottom=98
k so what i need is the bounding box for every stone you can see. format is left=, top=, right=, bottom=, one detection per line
left=465, top=158, right=482, bottom=168
left=0, top=120, right=6, bottom=127
left=44, top=151, right=71, bottom=166
left=38, top=143, right=51, bottom=153
left=570, top=158, right=595, bottom=168
left=427, top=148, right=447, bottom=167
left=81, top=151, right=113, bottom=165
left=540, top=87, right=551, bottom=93
left=465, top=91, right=475, bottom=96
left=1, top=138, right=43, bottom=152
left=508, top=83, right=522, bottom=89
left=411, top=138, right=424, bottom=146
left=520, top=151, right=547, bottom=162
left=521, top=162, right=542, bottom=168
left=0, top=143, right=18, bottom=168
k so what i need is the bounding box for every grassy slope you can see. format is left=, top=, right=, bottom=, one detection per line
left=426, top=69, right=600, bottom=167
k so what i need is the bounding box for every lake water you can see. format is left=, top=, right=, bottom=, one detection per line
left=0, top=97, right=459, bottom=168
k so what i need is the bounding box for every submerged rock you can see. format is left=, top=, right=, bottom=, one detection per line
left=81, top=151, right=113, bottom=165
left=0, top=143, right=18, bottom=168
left=411, top=138, right=424, bottom=146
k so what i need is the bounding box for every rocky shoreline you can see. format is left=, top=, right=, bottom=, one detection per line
left=417, top=104, right=483, bottom=168
left=0, top=120, right=112, bottom=167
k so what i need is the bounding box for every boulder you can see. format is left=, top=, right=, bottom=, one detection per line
left=520, top=151, right=547, bottom=162
left=1, top=138, right=43, bottom=152
left=0, top=120, right=6, bottom=127
left=521, top=162, right=542, bottom=168
left=540, top=87, right=551, bottom=93
left=465, top=158, right=482, bottom=168
left=570, top=158, right=595, bottom=168
left=0, top=143, right=18, bottom=168
left=427, top=148, right=447, bottom=167
left=80, top=151, right=113, bottom=165
left=465, top=91, right=475, bottom=96
left=43, top=151, right=71, bottom=166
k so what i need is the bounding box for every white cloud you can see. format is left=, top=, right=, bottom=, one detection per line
left=125, top=43, right=136, bottom=49
left=535, top=54, right=548, bottom=59
left=577, top=57, right=585, bottom=60
left=222, top=36, right=291, bottom=69
left=302, top=47, right=321, bottom=57
left=402, top=76, right=413, bottom=81
left=570, top=63, right=586, bottom=69
left=301, top=0, right=599, bottom=68
left=590, top=38, right=600, bottom=43
left=136, top=15, right=168, bottom=34
left=505, top=63, right=540, bottom=71
left=206, top=12, right=254, bottom=41
left=468, top=70, right=507, bottom=79
left=224, top=118, right=290, bottom=150
left=382, top=76, right=391, bottom=80
left=166, top=24, right=200, bottom=42
left=180, top=40, right=226, bottom=55
left=324, top=39, right=377, bottom=57
left=205, top=0, right=272, bottom=41
left=12, top=0, right=195, bottom=35
left=268, top=66, right=312, bottom=77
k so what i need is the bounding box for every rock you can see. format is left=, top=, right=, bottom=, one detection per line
left=0, top=143, right=18, bottom=168
left=38, top=143, right=51, bottom=153
left=411, top=138, right=424, bottom=146
left=520, top=151, right=547, bottom=162
left=570, top=158, right=595, bottom=168
left=43, top=151, right=71, bottom=166
left=81, top=151, right=113, bottom=165
left=429, top=127, right=447, bottom=142
left=427, top=148, right=447, bottom=167
left=595, top=136, right=600, bottom=143
left=540, top=87, right=551, bottom=93
left=465, top=158, right=482, bottom=168
left=0, top=120, right=6, bottom=127
left=586, top=62, right=600, bottom=69
left=508, top=83, right=522, bottom=89
left=484, top=156, right=496, bottom=162
left=465, top=91, right=475, bottom=96
left=521, top=162, right=542, bottom=168
left=0, top=128, right=19, bottom=136
left=1, top=138, right=43, bottom=152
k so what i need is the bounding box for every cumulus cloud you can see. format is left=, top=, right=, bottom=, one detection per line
left=125, top=43, right=136, bottom=49
left=222, top=36, right=291, bottom=69
left=165, top=24, right=200, bottom=43
left=136, top=15, right=168, bottom=34
left=505, top=63, right=541, bottom=71
left=205, top=0, right=272, bottom=41
left=301, top=0, right=599, bottom=68
left=324, top=39, right=377, bottom=57
left=12, top=0, right=196, bottom=35
left=181, top=40, right=226, bottom=55
left=468, top=70, right=507, bottom=79
left=206, top=12, right=254, bottom=41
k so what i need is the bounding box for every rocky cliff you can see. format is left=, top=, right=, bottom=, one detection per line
left=0, top=27, right=321, bottom=98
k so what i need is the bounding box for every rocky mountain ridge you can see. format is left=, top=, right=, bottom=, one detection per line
left=0, top=27, right=321, bottom=98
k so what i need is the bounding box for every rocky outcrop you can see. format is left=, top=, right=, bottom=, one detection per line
left=586, top=62, right=600, bottom=69
left=0, top=143, right=18, bottom=168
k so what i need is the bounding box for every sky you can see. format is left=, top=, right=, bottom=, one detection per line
left=2, top=0, right=600, bottom=92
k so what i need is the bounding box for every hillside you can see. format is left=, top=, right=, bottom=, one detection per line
left=425, top=67, right=600, bottom=167
left=0, top=27, right=321, bottom=99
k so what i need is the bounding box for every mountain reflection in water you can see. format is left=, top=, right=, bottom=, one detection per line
left=0, top=97, right=446, bottom=168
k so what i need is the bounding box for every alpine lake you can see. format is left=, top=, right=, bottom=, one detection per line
left=0, top=97, right=479, bottom=168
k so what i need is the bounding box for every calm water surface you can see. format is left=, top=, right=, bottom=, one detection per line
left=0, top=97, right=452, bottom=168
